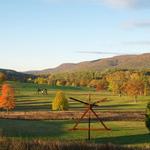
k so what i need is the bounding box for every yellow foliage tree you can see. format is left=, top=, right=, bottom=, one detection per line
left=106, top=71, right=127, bottom=95
left=52, top=91, right=69, bottom=111
left=0, top=72, right=6, bottom=83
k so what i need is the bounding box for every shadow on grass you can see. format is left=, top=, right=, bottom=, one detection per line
left=0, top=119, right=67, bottom=138
left=14, top=105, right=51, bottom=111
left=100, top=104, right=138, bottom=108
left=95, top=133, right=150, bottom=145
left=17, top=101, right=50, bottom=105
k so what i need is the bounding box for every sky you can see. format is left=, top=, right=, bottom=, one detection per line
left=0, top=0, right=150, bottom=71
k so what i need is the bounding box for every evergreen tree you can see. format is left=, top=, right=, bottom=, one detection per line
left=145, top=102, right=150, bottom=132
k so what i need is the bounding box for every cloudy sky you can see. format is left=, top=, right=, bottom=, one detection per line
left=0, top=0, right=150, bottom=71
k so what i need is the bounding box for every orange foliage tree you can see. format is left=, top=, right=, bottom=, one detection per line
left=123, top=80, right=144, bottom=103
left=96, top=79, right=108, bottom=92
left=0, top=84, right=15, bottom=112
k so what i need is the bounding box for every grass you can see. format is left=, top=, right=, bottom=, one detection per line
left=5, top=81, right=150, bottom=112
left=0, top=81, right=150, bottom=148
left=0, top=119, right=150, bottom=146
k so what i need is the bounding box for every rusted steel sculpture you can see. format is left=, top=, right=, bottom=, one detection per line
left=69, top=94, right=111, bottom=140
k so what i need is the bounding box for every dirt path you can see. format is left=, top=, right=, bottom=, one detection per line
left=0, top=111, right=145, bottom=121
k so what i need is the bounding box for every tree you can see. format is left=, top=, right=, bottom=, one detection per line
left=145, top=102, right=150, bottom=132
left=123, top=80, right=144, bottom=103
left=0, top=84, right=15, bottom=112
left=0, top=72, right=6, bottom=83
left=48, top=75, right=57, bottom=86
left=79, top=79, right=89, bottom=87
left=96, top=79, right=108, bottom=91
left=106, top=71, right=127, bottom=95
left=34, top=77, right=47, bottom=84
left=56, top=80, right=66, bottom=86
left=88, top=80, right=98, bottom=88
left=52, top=91, right=69, bottom=111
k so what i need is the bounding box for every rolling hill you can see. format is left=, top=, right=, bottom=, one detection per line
left=0, top=69, right=35, bottom=81
left=26, top=53, right=150, bottom=75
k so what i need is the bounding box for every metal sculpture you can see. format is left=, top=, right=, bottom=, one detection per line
left=69, top=94, right=111, bottom=140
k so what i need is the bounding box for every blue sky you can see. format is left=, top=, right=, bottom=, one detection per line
left=0, top=0, right=150, bottom=71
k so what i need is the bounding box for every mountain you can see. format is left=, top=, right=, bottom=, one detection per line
left=0, top=68, right=35, bottom=81
left=25, top=53, right=150, bottom=75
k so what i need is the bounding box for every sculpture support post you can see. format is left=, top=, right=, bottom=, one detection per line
left=88, top=94, right=91, bottom=141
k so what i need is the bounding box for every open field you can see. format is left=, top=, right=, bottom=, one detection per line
left=0, top=81, right=150, bottom=148
left=5, top=81, right=150, bottom=112
left=0, top=119, right=150, bottom=146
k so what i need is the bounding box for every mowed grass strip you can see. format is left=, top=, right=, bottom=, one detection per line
left=0, top=119, right=150, bottom=146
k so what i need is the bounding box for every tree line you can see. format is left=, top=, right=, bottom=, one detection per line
left=34, top=69, right=150, bottom=102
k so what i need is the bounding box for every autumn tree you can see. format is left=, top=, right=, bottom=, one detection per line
left=56, top=80, right=66, bottom=86
left=142, top=76, right=150, bottom=96
left=106, top=71, right=127, bottom=95
left=0, top=84, right=15, bottom=112
left=123, top=80, right=144, bottom=103
left=71, top=80, right=80, bottom=87
left=0, top=72, right=6, bottom=83
left=88, top=79, right=98, bottom=88
left=34, top=77, right=47, bottom=84
left=47, top=75, right=57, bottom=86
left=79, top=79, right=89, bottom=87
left=52, top=91, right=69, bottom=111
left=130, top=72, right=143, bottom=81
left=96, top=79, right=108, bottom=91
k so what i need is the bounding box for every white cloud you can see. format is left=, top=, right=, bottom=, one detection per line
left=101, top=0, right=150, bottom=8
left=123, top=20, right=150, bottom=29
left=77, top=51, right=127, bottom=55
left=102, top=0, right=136, bottom=8
left=41, top=0, right=150, bottom=9
left=124, top=41, right=150, bottom=45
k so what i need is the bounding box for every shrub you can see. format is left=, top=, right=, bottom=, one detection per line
left=52, top=91, right=69, bottom=111
left=145, top=102, right=150, bottom=132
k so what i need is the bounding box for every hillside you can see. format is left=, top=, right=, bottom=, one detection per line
left=26, top=53, right=150, bottom=75
left=0, top=68, right=35, bottom=81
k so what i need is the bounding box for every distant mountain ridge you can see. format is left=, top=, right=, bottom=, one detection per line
left=25, top=53, right=150, bottom=75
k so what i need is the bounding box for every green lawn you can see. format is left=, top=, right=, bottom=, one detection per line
left=0, top=119, right=150, bottom=146
left=0, top=81, right=150, bottom=147
left=6, top=81, right=150, bottom=112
